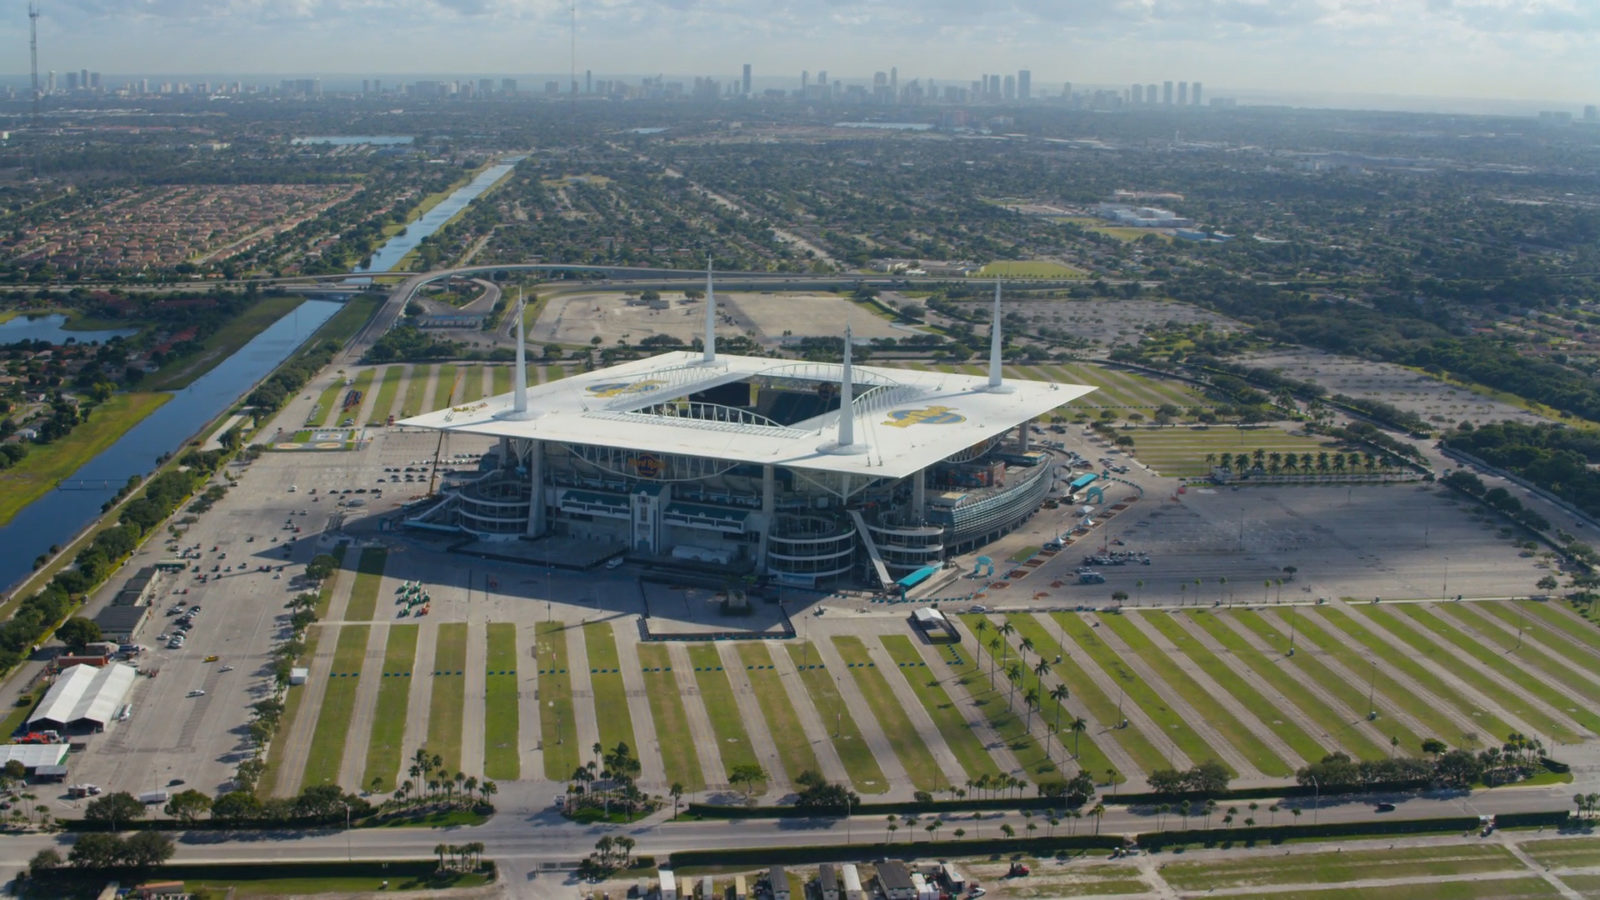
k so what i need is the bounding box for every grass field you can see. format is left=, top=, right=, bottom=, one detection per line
left=186, top=871, right=495, bottom=898
left=1186, top=611, right=1390, bottom=761
left=1519, top=836, right=1600, bottom=867
left=143, top=294, right=307, bottom=391
left=258, top=617, right=322, bottom=797
left=975, top=260, right=1086, bottom=279
left=928, top=635, right=1064, bottom=782
left=1026, top=362, right=1212, bottom=417
left=0, top=391, right=171, bottom=526
left=1053, top=612, right=1233, bottom=775
left=1374, top=604, right=1593, bottom=740
left=364, top=624, right=420, bottom=792
left=461, top=365, right=486, bottom=403
left=368, top=366, right=402, bottom=425
left=1449, top=602, right=1600, bottom=685
left=302, top=625, right=372, bottom=788
left=311, top=377, right=347, bottom=427
left=1492, top=600, right=1600, bottom=663
left=426, top=623, right=468, bottom=774
left=687, top=644, right=765, bottom=793
left=831, top=636, right=947, bottom=792
left=491, top=365, right=511, bottom=395
left=429, top=364, right=459, bottom=412
left=1118, top=426, right=1341, bottom=478
left=992, top=615, right=1129, bottom=779
left=785, top=643, right=888, bottom=794
left=400, top=365, right=433, bottom=418
left=483, top=623, right=520, bottom=781
left=1161, top=843, right=1521, bottom=892
left=1102, top=613, right=1294, bottom=776
left=1306, top=606, right=1513, bottom=745
left=1218, top=878, right=1560, bottom=900
left=536, top=622, right=578, bottom=779
left=880, top=636, right=1005, bottom=782
left=637, top=643, right=705, bottom=793
left=735, top=643, right=820, bottom=784
left=582, top=622, right=638, bottom=756
left=343, top=547, right=387, bottom=621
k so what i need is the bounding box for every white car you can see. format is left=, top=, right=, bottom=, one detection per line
left=186, top=689, right=206, bottom=698
left=605, top=557, right=624, bottom=570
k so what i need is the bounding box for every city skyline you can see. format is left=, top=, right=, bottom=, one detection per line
left=0, top=1, right=1596, bottom=111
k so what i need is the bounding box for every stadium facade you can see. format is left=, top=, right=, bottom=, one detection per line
left=401, top=278, right=1094, bottom=589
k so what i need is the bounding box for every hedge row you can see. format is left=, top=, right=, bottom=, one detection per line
left=685, top=795, right=1075, bottom=821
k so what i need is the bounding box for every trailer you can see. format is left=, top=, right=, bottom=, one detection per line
left=139, top=790, right=170, bottom=805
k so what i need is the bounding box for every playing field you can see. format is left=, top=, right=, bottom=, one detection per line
left=975, top=260, right=1087, bottom=279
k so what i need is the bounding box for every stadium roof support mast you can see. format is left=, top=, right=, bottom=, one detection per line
left=498, top=289, right=539, bottom=421
left=819, top=325, right=868, bottom=455
left=986, top=279, right=1013, bottom=393
left=702, top=257, right=716, bottom=364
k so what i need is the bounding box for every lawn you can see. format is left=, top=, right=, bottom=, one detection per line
left=784, top=643, right=887, bottom=794
left=1031, top=362, right=1211, bottom=415
left=1377, top=604, right=1593, bottom=741
left=920, top=634, right=1064, bottom=782
left=491, top=365, right=512, bottom=395
left=429, top=364, right=459, bottom=412
left=1102, top=613, right=1295, bottom=776
left=302, top=625, right=372, bottom=788
left=344, top=368, right=376, bottom=424
left=0, top=391, right=171, bottom=526
left=1185, top=610, right=1390, bottom=761
left=637, top=643, right=704, bottom=793
left=735, top=643, right=820, bottom=784
left=1230, top=610, right=1424, bottom=755
left=686, top=644, right=765, bottom=793
left=1445, top=602, right=1600, bottom=690
left=536, top=622, right=578, bottom=779
left=400, top=365, right=433, bottom=418
left=582, top=622, right=637, bottom=756
left=426, top=623, right=468, bottom=774
left=879, top=636, right=1005, bottom=782
left=1052, top=612, right=1235, bottom=776
left=344, top=547, right=387, bottom=621
left=367, top=366, right=403, bottom=425
left=1490, top=599, right=1600, bottom=662
left=831, top=636, right=947, bottom=793
left=483, top=622, right=520, bottom=781
left=974, top=260, right=1086, bottom=279
left=1116, top=426, right=1342, bottom=478
left=461, top=365, right=486, bottom=403
left=258, top=620, right=323, bottom=797
left=363, top=624, right=420, bottom=792
left=1306, top=607, right=1513, bottom=746
left=1519, top=836, right=1600, bottom=867
left=143, top=294, right=306, bottom=391
left=310, top=377, right=347, bottom=428
left=1161, top=843, right=1521, bottom=892
left=989, top=615, right=1130, bottom=779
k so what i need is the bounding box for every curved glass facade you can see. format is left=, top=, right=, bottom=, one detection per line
left=768, top=514, right=856, bottom=584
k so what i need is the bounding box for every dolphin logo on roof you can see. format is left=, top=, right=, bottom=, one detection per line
left=884, top=405, right=966, bottom=428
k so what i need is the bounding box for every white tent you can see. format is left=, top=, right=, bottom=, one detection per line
left=29, top=663, right=137, bottom=731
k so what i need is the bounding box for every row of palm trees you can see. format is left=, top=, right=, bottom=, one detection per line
left=391, top=747, right=497, bottom=811
left=883, top=803, right=1112, bottom=842
left=1207, top=449, right=1387, bottom=475
left=433, top=841, right=486, bottom=872
left=971, top=619, right=1090, bottom=765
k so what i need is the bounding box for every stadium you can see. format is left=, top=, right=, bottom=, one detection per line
left=400, top=282, right=1094, bottom=589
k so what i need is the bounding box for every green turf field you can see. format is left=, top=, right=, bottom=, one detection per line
left=363, top=623, right=420, bottom=792
left=735, top=643, right=820, bottom=784
left=637, top=643, right=705, bottom=793
left=582, top=622, right=638, bottom=757
left=536, top=622, right=578, bottom=779
left=400, top=365, right=433, bottom=418
left=879, top=636, right=1004, bottom=783
left=975, top=260, right=1087, bottom=279
left=429, top=364, right=459, bottom=412
left=687, top=644, right=765, bottom=793
left=1161, top=843, right=1521, bottom=892
left=426, top=623, right=468, bottom=774
left=1116, top=426, right=1342, bottom=478
left=344, top=548, right=387, bottom=621
left=785, top=643, right=888, bottom=794
left=483, top=623, right=521, bottom=781
left=491, top=365, right=511, bottom=395
left=302, top=625, right=372, bottom=788
left=832, top=636, right=947, bottom=792
left=368, top=366, right=402, bottom=424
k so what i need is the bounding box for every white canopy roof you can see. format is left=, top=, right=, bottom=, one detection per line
left=30, top=662, right=136, bottom=730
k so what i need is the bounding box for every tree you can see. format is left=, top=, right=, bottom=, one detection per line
left=1421, top=737, right=1448, bottom=757
left=69, top=832, right=124, bottom=868
left=305, top=553, right=339, bottom=582
left=164, top=789, right=213, bottom=824
left=670, top=782, right=684, bottom=820
left=55, top=616, right=101, bottom=651
left=84, top=791, right=145, bottom=832
left=211, top=790, right=263, bottom=823
left=729, top=763, right=765, bottom=800
left=123, top=830, right=175, bottom=867
left=1070, top=717, right=1089, bottom=760
left=28, top=848, right=62, bottom=874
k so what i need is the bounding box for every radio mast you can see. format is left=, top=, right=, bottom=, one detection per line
left=29, top=3, right=42, bottom=120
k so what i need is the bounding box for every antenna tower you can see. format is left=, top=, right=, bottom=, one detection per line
left=28, top=2, right=41, bottom=120
left=569, top=0, right=576, bottom=105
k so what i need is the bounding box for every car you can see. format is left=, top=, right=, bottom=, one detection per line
left=1375, top=802, right=1396, bottom=812
left=605, top=557, right=624, bottom=570
left=219, top=665, right=234, bottom=672
left=186, top=689, right=205, bottom=698
left=169, top=778, right=186, bottom=786
left=969, top=604, right=989, bottom=613
left=204, top=655, right=219, bottom=662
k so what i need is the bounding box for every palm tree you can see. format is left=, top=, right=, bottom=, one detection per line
left=1070, top=717, right=1088, bottom=759
left=998, top=621, right=1016, bottom=665
left=1023, top=688, right=1041, bottom=733
left=1019, top=635, right=1035, bottom=662
left=974, top=619, right=990, bottom=663
left=987, top=638, right=1002, bottom=686
left=1092, top=802, right=1105, bottom=835
left=1050, top=683, right=1071, bottom=747
left=670, top=782, right=684, bottom=819
left=434, top=842, right=448, bottom=870
left=1006, top=662, right=1024, bottom=708
left=1252, top=448, right=1265, bottom=470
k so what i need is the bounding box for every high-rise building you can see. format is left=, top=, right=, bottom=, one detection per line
left=479, top=78, right=493, bottom=97
left=1017, top=69, right=1031, bottom=101
left=801, top=70, right=809, bottom=92
left=890, top=66, right=898, bottom=94
left=89, top=72, right=100, bottom=91
left=742, top=63, right=751, bottom=95
left=65, top=72, right=78, bottom=92
left=1163, top=81, right=1173, bottom=105
left=818, top=70, right=827, bottom=85
left=1146, top=83, right=1158, bottom=105
left=1192, top=82, right=1202, bottom=106
left=1178, top=81, right=1188, bottom=105
left=585, top=70, right=592, bottom=94
left=1585, top=104, right=1598, bottom=122
left=80, top=68, right=89, bottom=90
left=1003, top=74, right=1015, bottom=100
left=501, top=79, right=516, bottom=95
left=1131, top=83, right=1143, bottom=104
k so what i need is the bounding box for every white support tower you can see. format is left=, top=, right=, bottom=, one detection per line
left=819, top=325, right=868, bottom=455
left=701, top=258, right=717, bottom=364
left=986, top=279, right=1013, bottom=393
left=498, top=290, right=539, bottom=420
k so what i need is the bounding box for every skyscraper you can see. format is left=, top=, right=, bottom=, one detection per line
left=742, top=63, right=751, bottom=95
left=1147, top=84, right=1158, bottom=105
left=1192, top=82, right=1202, bottom=106
left=1163, top=81, right=1174, bottom=105
left=1178, top=81, right=1187, bottom=105
left=1017, top=69, right=1031, bottom=101
left=1130, top=83, right=1142, bottom=104
left=1003, top=74, right=1015, bottom=100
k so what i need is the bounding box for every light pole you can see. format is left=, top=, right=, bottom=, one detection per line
left=546, top=566, right=553, bottom=622
left=1286, top=607, right=1297, bottom=657
left=1442, top=557, right=1449, bottom=602
left=1366, top=657, right=1378, bottom=721
left=343, top=802, right=352, bottom=861
left=1308, top=775, right=1319, bottom=825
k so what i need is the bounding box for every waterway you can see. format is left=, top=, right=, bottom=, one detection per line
left=0, top=314, right=137, bottom=345
left=355, top=160, right=518, bottom=274
left=0, top=300, right=340, bottom=594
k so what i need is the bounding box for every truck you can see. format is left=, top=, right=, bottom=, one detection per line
left=139, top=790, right=170, bottom=805
left=1077, top=571, right=1106, bottom=585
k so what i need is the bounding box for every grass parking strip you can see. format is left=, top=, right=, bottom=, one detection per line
left=344, top=548, right=387, bottom=621
left=1519, top=836, right=1600, bottom=867
left=1143, top=612, right=1324, bottom=769
left=1106, top=613, right=1293, bottom=776
left=536, top=622, right=578, bottom=779
left=1446, top=602, right=1600, bottom=688
left=483, top=623, right=520, bottom=781
left=934, top=637, right=1065, bottom=783
left=368, top=366, right=402, bottom=424
left=831, top=636, right=946, bottom=792
left=735, top=643, right=820, bottom=784
left=302, top=625, right=372, bottom=788
left=784, top=643, right=887, bottom=794
left=986, top=615, right=1129, bottom=779
left=879, top=636, right=1004, bottom=783
left=259, top=623, right=324, bottom=797
left=1187, top=611, right=1391, bottom=761
left=582, top=622, right=637, bottom=756
left=1483, top=600, right=1600, bottom=665
left=461, top=365, right=486, bottom=403
left=637, top=644, right=704, bottom=793
left=363, top=624, right=419, bottom=792
left=426, top=623, right=468, bottom=775
left=429, top=364, right=459, bottom=411
left=1161, top=843, right=1520, bottom=892
left=491, top=365, right=511, bottom=396
left=687, top=644, right=765, bottom=793
left=400, top=365, right=433, bottom=418
left=1308, top=606, right=1512, bottom=744
left=1053, top=612, right=1235, bottom=776
left=1379, top=605, right=1591, bottom=741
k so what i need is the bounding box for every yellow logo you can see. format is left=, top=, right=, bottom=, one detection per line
left=884, top=406, right=966, bottom=428
left=587, top=379, right=664, bottom=398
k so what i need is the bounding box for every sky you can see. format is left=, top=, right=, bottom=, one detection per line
left=3, top=0, right=1598, bottom=109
